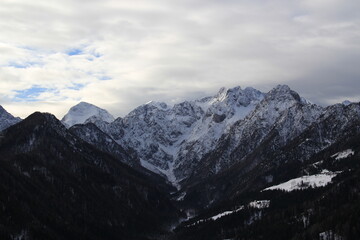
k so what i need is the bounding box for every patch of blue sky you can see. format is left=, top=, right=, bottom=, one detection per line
left=86, top=51, right=103, bottom=61
left=17, top=45, right=37, bottom=51
left=91, top=51, right=102, bottom=58
left=14, top=87, right=51, bottom=102
left=86, top=70, right=112, bottom=81
left=7, top=61, right=43, bottom=69
left=69, top=83, right=86, bottom=90
left=67, top=48, right=83, bottom=56
left=98, top=76, right=112, bottom=81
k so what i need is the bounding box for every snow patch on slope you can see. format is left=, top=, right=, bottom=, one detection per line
left=331, top=149, right=354, bottom=160
left=319, top=230, right=344, bottom=240
left=248, top=200, right=270, bottom=209
left=263, top=170, right=339, bottom=192
left=187, top=200, right=270, bottom=226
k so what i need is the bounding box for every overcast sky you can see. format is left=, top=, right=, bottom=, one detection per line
left=1, top=0, right=359, bottom=119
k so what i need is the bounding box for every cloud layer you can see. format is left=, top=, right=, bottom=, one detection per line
left=0, top=0, right=359, bottom=118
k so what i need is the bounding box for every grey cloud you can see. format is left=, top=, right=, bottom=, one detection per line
left=0, top=0, right=359, bottom=118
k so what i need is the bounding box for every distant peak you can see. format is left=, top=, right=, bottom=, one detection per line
left=0, top=105, right=16, bottom=117
left=27, top=111, right=57, bottom=122
left=273, top=84, right=291, bottom=92
left=0, top=105, right=22, bottom=131
left=267, top=84, right=301, bottom=102
left=216, top=87, right=227, bottom=95
left=212, top=86, right=264, bottom=106
left=342, top=100, right=352, bottom=106
left=216, top=86, right=242, bottom=97
left=61, top=102, right=115, bottom=128
left=73, top=101, right=97, bottom=108
left=21, top=112, right=63, bottom=130
left=145, top=101, right=168, bottom=109
left=78, top=101, right=93, bottom=105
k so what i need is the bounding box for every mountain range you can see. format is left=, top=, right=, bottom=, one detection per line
left=0, top=84, right=359, bottom=239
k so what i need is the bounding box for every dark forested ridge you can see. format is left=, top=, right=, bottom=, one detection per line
left=0, top=112, right=181, bottom=240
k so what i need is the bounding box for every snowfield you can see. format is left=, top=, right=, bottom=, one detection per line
left=187, top=200, right=270, bottom=226
left=248, top=200, right=270, bottom=209
left=263, top=170, right=339, bottom=192
left=331, top=149, right=355, bottom=160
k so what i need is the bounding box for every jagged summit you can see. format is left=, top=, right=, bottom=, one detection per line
left=0, top=105, right=21, bottom=131
left=210, top=86, right=264, bottom=107
left=342, top=100, right=352, bottom=106
left=266, top=84, right=301, bottom=102
left=145, top=101, right=169, bottom=109
left=61, top=102, right=115, bottom=128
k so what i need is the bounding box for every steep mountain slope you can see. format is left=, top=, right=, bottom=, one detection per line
left=172, top=126, right=360, bottom=240
left=177, top=102, right=360, bottom=210
left=69, top=123, right=140, bottom=167
left=69, top=123, right=174, bottom=192
left=177, top=85, right=323, bottom=185
left=0, top=112, right=181, bottom=240
left=0, top=105, right=21, bottom=131
left=61, top=102, right=115, bottom=128
left=181, top=85, right=322, bottom=185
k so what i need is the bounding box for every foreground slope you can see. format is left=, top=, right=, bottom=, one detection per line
left=173, top=124, right=360, bottom=240
left=0, top=112, right=180, bottom=240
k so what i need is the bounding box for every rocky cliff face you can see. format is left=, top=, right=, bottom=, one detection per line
left=177, top=101, right=360, bottom=209
left=183, top=85, right=323, bottom=183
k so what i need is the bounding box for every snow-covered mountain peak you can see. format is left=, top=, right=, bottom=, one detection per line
left=61, top=102, right=115, bottom=128
left=145, top=101, right=169, bottom=110
left=197, top=86, right=264, bottom=123
left=0, top=105, right=21, bottom=131
left=342, top=100, right=352, bottom=106
left=213, top=86, right=264, bottom=105
left=266, top=84, right=301, bottom=102
left=0, top=105, right=16, bottom=120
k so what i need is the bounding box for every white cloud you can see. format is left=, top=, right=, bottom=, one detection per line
left=0, top=0, right=359, bottom=119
